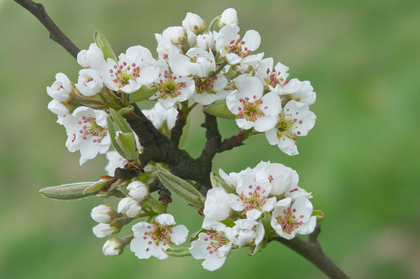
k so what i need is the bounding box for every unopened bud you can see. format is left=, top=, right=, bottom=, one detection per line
left=218, top=8, right=238, bottom=28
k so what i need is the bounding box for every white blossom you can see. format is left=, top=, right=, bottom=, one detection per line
left=226, top=77, right=281, bottom=132
left=265, top=100, right=316, bottom=156
left=218, top=8, right=238, bottom=28
left=182, top=12, right=205, bottom=35
left=118, top=197, right=142, bottom=218
left=271, top=197, right=317, bottom=239
left=130, top=214, right=188, bottom=260
left=47, top=73, right=74, bottom=102
left=58, top=106, right=111, bottom=165
left=127, top=181, right=149, bottom=202
left=91, top=204, right=115, bottom=223
left=75, top=68, right=103, bottom=97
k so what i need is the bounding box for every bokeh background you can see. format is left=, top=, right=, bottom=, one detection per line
left=1, top=0, right=419, bottom=278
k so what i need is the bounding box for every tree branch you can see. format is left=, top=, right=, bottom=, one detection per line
left=269, top=225, right=349, bottom=279
left=14, top=0, right=80, bottom=59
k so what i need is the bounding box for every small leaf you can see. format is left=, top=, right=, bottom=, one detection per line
left=157, top=170, right=205, bottom=208
left=142, top=197, right=166, bottom=214
left=203, top=102, right=236, bottom=119
left=39, top=182, right=98, bottom=201
left=312, top=210, right=324, bottom=223
left=109, top=108, right=132, bottom=133
left=210, top=172, right=235, bottom=194
left=106, top=116, right=125, bottom=157
left=129, top=85, right=158, bottom=103
left=115, top=132, right=138, bottom=161
left=164, top=246, right=191, bottom=257
left=93, top=30, right=117, bottom=62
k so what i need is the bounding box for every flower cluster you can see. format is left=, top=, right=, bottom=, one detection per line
left=41, top=7, right=323, bottom=272
left=190, top=161, right=316, bottom=270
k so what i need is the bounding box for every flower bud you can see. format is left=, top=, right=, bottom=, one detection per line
left=47, top=73, right=74, bottom=102
left=163, top=26, right=188, bottom=45
left=196, top=33, right=215, bottom=51
left=182, top=12, right=206, bottom=35
left=102, top=238, right=124, bottom=256
left=218, top=8, right=238, bottom=28
left=127, top=181, right=149, bottom=202
left=91, top=204, right=116, bottom=223
left=92, top=223, right=119, bottom=238
left=47, top=100, right=71, bottom=116
left=118, top=197, right=142, bottom=218
left=77, top=43, right=104, bottom=68
left=75, top=69, right=103, bottom=97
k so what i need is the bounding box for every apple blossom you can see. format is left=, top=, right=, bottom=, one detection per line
left=130, top=214, right=188, bottom=260
left=271, top=197, right=317, bottom=239
left=47, top=72, right=74, bottom=102
left=75, top=68, right=103, bottom=97
left=95, top=45, right=159, bottom=94
left=58, top=106, right=111, bottom=165
left=215, top=24, right=262, bottom=65
left=202, top=188, right=232, bottom=228
left=230, top=218, right=264, bottom=248
left=265, top=100, right=316, bottom=156
left=149, top=60, right=195, bottom=109
left=226, top=77, right=281, bottom=132
left=189, top=223, right=236, bottom=271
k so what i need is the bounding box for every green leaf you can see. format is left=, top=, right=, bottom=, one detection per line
left=93, top=30, right=117, bottom=62
left=312, top=210, right=324, bottom=223
left=142, top=197, right=166, bottom=214
left=164, top=246, right=191, bottom=257
left=106, top=116, right=125, bottom=157
left=210, top=172, right=235, bottom=194
left=39, top=181, right=99, bottom=201
left=129, top=85, right=158, bottom=103
left=109, top=108, right=132, bottom=133
left=157, top=170, right=205, bottom=208
left=115, top=132, right=138, bottom=161
left=203, top=102, right=236, bottom=119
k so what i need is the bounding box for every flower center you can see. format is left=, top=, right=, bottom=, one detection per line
left=237, top=95, right=267, bottom=122
left=275, top=109, right=301, bottom=141
left=226, top=38, right=251, bottom=58
left=263, top=68, right=286, bottom=90
left=194, top=73, right=218, bottom=94
left=239, top=185, right=267, bottom=214
left=203, top=230, right=230, bottom=255
left=78, top=115, right=108, bottom=143
left=144, top=221, right=174, bottom=247
left=109, top=61, right=140, bottom=87
left=275, top=207, right=304, bottom=234
left=157, top=70, right=187, bottom=99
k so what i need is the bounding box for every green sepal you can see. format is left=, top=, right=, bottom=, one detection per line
left=83, top=179, right=109, bottom=195
left=221, top=218, right=235, bottom=228
left=203, top=102, right=236, bottom=119
left=312, top=210, right=324, bottom=223
left=210, top=172, right=235, bottom=194
left=157, top=169, right=205, bottom=208
left=129, top=85, right=158, bottom=103
left=109, top=108, right=132, bottom=133
left=118, top=106, right=134, bottom=117
left=260, top=212, right=272, bottom=238
left=106, top=116, right=125, bottom=157
left=142, top=196, right=166, bottom=214
left=164, top=246, right=191, bottom=257
left=93, top=30, right=117, bottom=62
left=248, top=241, right=263, bottom=256
left=115, top=132, right=138, bottom=162
left=39, top=181, right=98, bottom=201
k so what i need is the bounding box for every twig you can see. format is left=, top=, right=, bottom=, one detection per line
left=14, top=0, right=80, bottom=59
left=269, top=225, right=349, bottom=279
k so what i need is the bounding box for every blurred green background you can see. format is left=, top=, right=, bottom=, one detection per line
left=1, top=0, right=419, bottom=278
